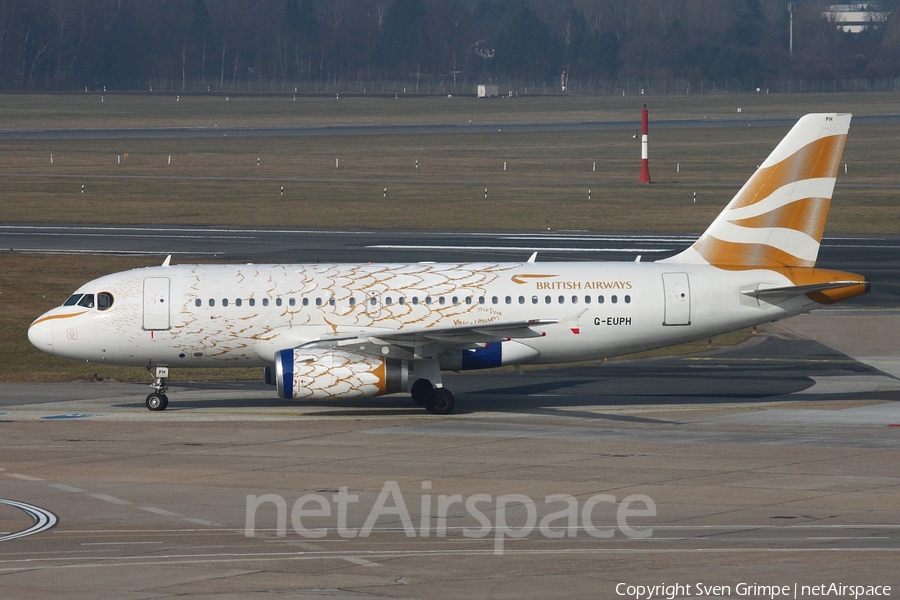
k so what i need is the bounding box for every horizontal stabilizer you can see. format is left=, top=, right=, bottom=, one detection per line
left=743, top=280, right=870, bottom=299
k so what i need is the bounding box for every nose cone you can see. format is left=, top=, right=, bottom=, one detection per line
left=28, top=315, right=54, bottom=355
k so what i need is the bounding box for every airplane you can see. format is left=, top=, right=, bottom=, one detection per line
left=27, top=113, right=868, bottom=415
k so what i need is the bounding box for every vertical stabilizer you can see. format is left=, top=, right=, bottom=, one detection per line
left=663, top=113, right=851, bottom=269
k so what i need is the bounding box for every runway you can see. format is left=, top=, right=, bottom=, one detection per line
left=2, top=224, right=899, bottom=307
left=1, top=114, right=899, bottom=141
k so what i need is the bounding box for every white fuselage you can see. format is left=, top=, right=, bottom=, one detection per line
left=28, top=260, right=807, bottom=370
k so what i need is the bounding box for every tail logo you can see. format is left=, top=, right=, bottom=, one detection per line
left=673, top=113, right=851, bottom=270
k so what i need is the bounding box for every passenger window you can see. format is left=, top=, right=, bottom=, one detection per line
left=316, top=298, right=323, bottom=307
left=452, top=296, right=459, bottom=305
left=98, top=293, right=113, bottom=310
left=262, top=298, right=269, bottom=307
left=506, top=296, right=512, bottom=304
left=276, top=298, right=282, bottom=306
left=612, top=295, right=618, bottom=304
left=209, top=299, right=215, bottom=307
left=77, top=294, right=95, bottom=308
left=385, top=297, right=393, bottom=306
left=518, top=296, right=525, bottom=304
left=399, top=297, right=405, bottom=305
left=222, top=298, right=229, bottom=307
left=302, top=298, right=309, bottom=306
left=465, top=297, right=472, bottom=305
left=249, top=298, right=256, bottom=307
left=625, top=295, right=631, bottom=304
left=195, top=298, right=202, bottom=307
left=585, top=295, right=591, bottom=304
left=532, top=296, right=538, bottom=304
left=545, top=296, right=551, bottom=304
left=439, top=297, right=446, bottom=305
left=329, top=298, right=335, bottom=306
left=571, top=295, right=578, bottom=304
left=236, top=298, right=243, bottom=307
left=412, top=297, right=419, bottom=305
left=425, top=296, right=432, bottom=305
left=63, top=294, right=83, bottom=306
left=289, top=298, right=296, bottom=307
left=349, top=297, right=356, bottom=306
left=598, top=296, right=605, bottom=304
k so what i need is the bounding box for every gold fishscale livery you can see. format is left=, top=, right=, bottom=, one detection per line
left=29, top=114, right=868, bottom=414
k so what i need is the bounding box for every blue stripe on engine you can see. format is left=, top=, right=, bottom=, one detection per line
left=279, top=350, right=293, bottom=399
left=461, top=343, right=503, bottom=370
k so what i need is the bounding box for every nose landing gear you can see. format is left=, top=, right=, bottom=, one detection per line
left=145, top=366, right=169, bottom=411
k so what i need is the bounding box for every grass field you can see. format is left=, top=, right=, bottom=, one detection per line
left=1, top=93, right=898, bottom=233
left=1, top=92, right=897, bottom=383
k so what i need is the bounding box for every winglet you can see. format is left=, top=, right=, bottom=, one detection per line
left=527, top=252, right=538, bottom=263
left=161, top=255, right=172, bottom=267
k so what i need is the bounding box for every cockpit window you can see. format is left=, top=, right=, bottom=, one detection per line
left=63, top=294, right=83, bottom=306
left=77, top=294, right=95, bottom=308
left=98, top=293, right=113, bottom=310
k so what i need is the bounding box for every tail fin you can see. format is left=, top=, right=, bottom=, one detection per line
left=664, top=113, right=851, bottom=269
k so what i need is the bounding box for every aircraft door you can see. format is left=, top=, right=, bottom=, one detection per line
left=143, top=277, right=171, bottom=330
left=662, top=272, right=691, bottom=326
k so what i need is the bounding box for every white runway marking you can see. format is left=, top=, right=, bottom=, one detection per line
left=88, top=493, right=131, bottom=505
left=341, top=556, right=382, bottom=567
left=368, top=244, right=673, bottom=253
left=48, top=484, right=86, bottom=493
left=5, top=473, right=44, bottom=481
left=140, top=507, right=181, bottom=517
left=184, top=518, right=223, bottom=527
left=4, top=468, right=227, bottom=529
left=81, top=541, right=164, bottom=546
left=0, top=499, right=58, bottom=542
left=1, top=546, right=899, bottom=573
left=11, top=248, right=220, bottom=256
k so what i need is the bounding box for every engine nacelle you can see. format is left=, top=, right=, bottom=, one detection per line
left=274, top=348, right=408, bottom=400
left=438, top=340, right=540, bottom=371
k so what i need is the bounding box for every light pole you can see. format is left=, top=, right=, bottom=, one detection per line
left=788, top=3, right=795, bottom=57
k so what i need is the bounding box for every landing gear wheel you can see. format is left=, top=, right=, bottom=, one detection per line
left=146, top=392, right=168, bottom=411
left=410, top=378, right=434, bottom=406
left=425, top=388, right=455, bottom=415
left=146, top=366, right=170, bottom=412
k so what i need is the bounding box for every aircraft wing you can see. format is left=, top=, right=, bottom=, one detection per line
left=298, top=319, right=557, bottom=360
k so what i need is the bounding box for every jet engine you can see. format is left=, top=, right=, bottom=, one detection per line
left=274, top=348, right=408, bottom=400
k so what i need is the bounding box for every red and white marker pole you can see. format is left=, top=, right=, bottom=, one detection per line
left=639, top=104, right=651, bottom=183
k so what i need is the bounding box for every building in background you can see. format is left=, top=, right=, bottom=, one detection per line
left=824, top=3, right=891, bottom=33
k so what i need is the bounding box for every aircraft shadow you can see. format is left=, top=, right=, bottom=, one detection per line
left=111, top=338, right=897, bottom=418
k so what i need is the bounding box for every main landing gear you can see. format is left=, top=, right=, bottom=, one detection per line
left=145, top=366, right=169, bottom=411
left=410, top=378, right=455, bottom=415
